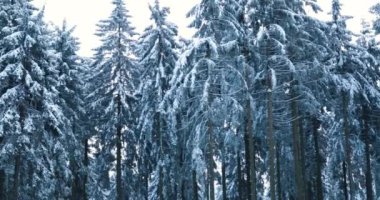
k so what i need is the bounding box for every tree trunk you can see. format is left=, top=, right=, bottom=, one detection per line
left=362, top=105, right=373, bottom=200
left=276, top=142, right=282, bottom=200
left=116, top=96, right=123, bottom=200
left=192, top=170, right=198, bottom=200
left=12, top=154, right=20, bottom=200
left=83, top=139, right=89, bottom=200
left=267, top=70, right=276, bottom=200
left=342, top=161, right=348, bottom=200
left=299, top=118, right=307, bottom=199
left=242, top=38, right=257, bottom=200
left=157, top=112, right=164, bottom=200
left=0, top=169, right=5, bottom=200
left=207, top=118, right=215, bottom=200
left=222, top=158, right=227, bottom=200
left=342, top=92, right=354, bottom=199
left=290, top=80, right=305, bottom=200
left=206, top=42, right=215, bottom=200
left=159, top=166, right=164, bottom=200
left=237, top=154, right=243, bottom=200
left=376, top=117, right=380, bottom=200
left=312, top=118, right=323, bottom=200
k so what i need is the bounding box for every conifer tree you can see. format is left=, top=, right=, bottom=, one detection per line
left=137, top=1, right=179, bottom=199
left=87, top=0, right=138, bottom=199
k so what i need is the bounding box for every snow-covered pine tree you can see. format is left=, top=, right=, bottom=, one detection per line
left=53, top=20, right=88, bottom=199
left=161, top=0, right=246, bottom=199
left=136, top=1, right=180, bottom=199
left=0, top=0, right=71, bottom=199
left=86, top=0, right=138, bottom=199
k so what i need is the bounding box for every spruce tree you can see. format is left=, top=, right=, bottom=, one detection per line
left=87, top=0, right=138, bottom=199
left=136, top=1, right=179, bottom=199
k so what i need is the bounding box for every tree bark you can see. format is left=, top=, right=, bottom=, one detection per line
left=242, top=37, right=257, bottom=200
left=83, top=139, right=89, bottom=200
left=276, top=142, right=282, bottom=200
left=222, top=158, right=227, bottom=200
left=237, top=154, right=243, bottom=200
left=157, top=112, right=164, bottom=200
left=290, top=80, right=305, bottom=200
left=267, top=70, right=276, bottom=200
left=342, top=161, right=348, bottom=200
left=12, top=154, right=20, bottom=200
left=312, top=118, right=323, bottom=200
left=375, top=117, right=380, bottom=200
left=342, top=92, right=354, bottom=199
left=362, top=105, right=373, bottom=200
left=192, top=170, right=198, bottom=200
left=207, top=118, right=215, bottom=200
left=116, top=96, right=123, bottom=200
left=0, top=169, right=5, bottom=200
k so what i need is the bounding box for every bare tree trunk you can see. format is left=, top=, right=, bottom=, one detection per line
left=207, top=118, right=215, bottom=200
left=342, top=161, right=348, bottom=200
left=362, top=106, right=373, bottom=200
left=116, top=96, right=123, bottom=200
left=290, top=80, right=305, bottom=200
left=242, top=38, right=257, bottom=200
left=192, top=170, right=198, bottom=200
left=276, top=142, right=282, bottom=200
left=299, top=118, right=308, bottom=200
left=12, top=154, right=20, bottom=200
left=237, top=154, right=243, bottom=200
left=312, top=118, right=323, bottom=200
left=342, top=92, right=354, bottom=199
left=83, top=139, right=89, bottom=200
left=267, top=70, right=276, bottom=200
left=222, top=158, right=227, bottom=200
left=0, top=169, right=5, bottom=200
left=376, top=117, right=380, bottom=200
left=157, top=112, right=164, bottom=200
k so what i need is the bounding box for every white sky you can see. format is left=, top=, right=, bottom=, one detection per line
left=32, top=0, right=376, bottom=57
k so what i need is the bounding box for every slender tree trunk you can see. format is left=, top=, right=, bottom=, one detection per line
left=237, top=154, right=243, bottom=200
left=0, top=169, right=5, bottom=200
left=299, top=118, right=308, bottom=200
left=222, top=157, right=227, bottom=200
left=290, top=80, right=305, bottom=200
left=159, top=166, right=164, bottom=200
left=12, top=154, right=20, bottom=200
left=157, top=112, right=164, bottom=200
left=206, top=42, right=215, bottom=200
left=267, top=70, right=276, bottom=200
left=342, top=92, right=354, bottom=199
left=177, top=114, right=186, bottom=200
left=276, top=142, right=282, bottom=200
left=375, top=117, right=380, bottom=200
left=83, top=139, right=89, bottom=200
left=192, top=170, right=198, bottom=200
left=242, top=39, right=257, bottom=200
left=312, top=118, right=323, bottom=200
left=362, top=106, right=373, bottom=200
left=342, top=161, right=348, bottom=200
left=116, top=96, right=123, bottom=200
left=207, top=118, right=215, bottom=200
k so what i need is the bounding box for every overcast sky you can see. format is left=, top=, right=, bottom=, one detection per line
left=33, top=0, right=376, bottom=57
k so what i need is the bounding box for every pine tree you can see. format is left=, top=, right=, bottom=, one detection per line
left=87, top=0, right=138, bottom=199
left=53, top=20, right=87, bottom=199
left=0, top=0, right=71, bottom=199
left=136, top=1, right=179, bottom=199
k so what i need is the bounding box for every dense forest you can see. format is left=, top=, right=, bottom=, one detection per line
left=0, top=0, right=380, bottom=199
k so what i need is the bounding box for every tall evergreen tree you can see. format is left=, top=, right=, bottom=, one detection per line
left=0, top=0, right=71, bottom=199
left=87, top=0, right=138, bottom=199
left=137, top=1, right=179, bottom=199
